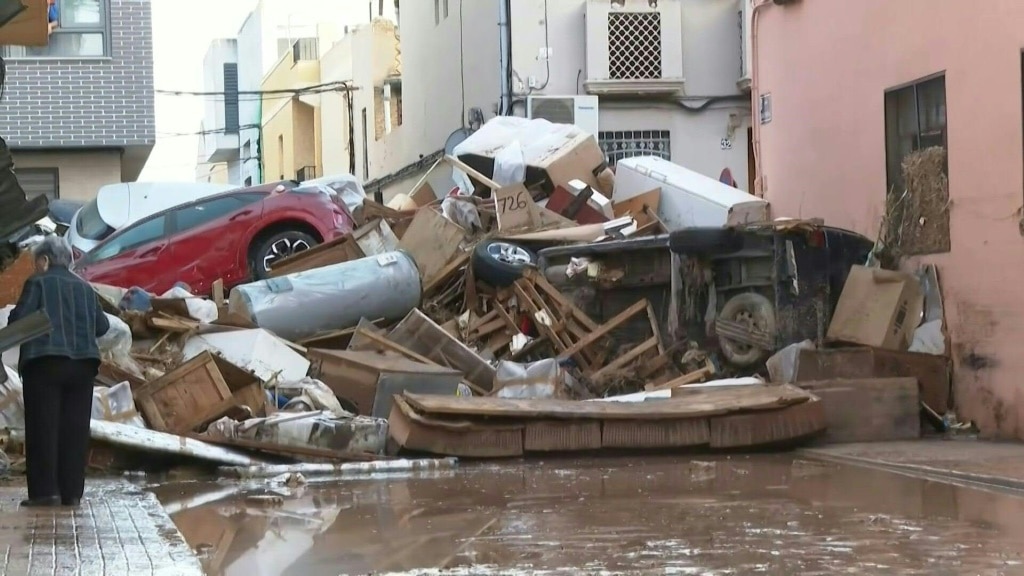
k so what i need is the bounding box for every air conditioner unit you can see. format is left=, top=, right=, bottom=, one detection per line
left=527, top=95, right=600, bottom=135
left=737, top=0, right=752, bottom=92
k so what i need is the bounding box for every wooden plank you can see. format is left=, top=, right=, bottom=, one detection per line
left=646, top=301, right=667, bottom=356
left=423, top=251, right=470, bottom=296
left=397, top=207, right=467, bottom=285
left=147, top=314, right=200, bottom=333
left=445, top=154, right=501, bottom=190
left=590, top=337, right=659, bottom=380
left=387, top=309, right=497, bottom=392
left=403, top=385, right=814, bottom=421
left=612, top=187, right=661, bottom=219
left=556, top=299, right=649, bottom=365
left=798, top=378, right=920, bottom=444
left=212, top=279, right=225, bottom=307
left=269, top=233, right=364, bottom=277
left=652, top=364, right=716, bottom=391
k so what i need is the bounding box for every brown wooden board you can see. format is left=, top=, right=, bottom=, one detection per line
left=709, top=397, right=826, bottom=449
left=795, top=347, right=951, bottom=412
left=601, top=418, right=711, bottom=449
left=387, top=309, right=496, bottom=392
left=397, top=208, right=466, bottom=285
left=798, top=378, right=920, bottom=444
left=403, top=385, right=813, bottom=421
left=269, top=233, right=364, bottom=277
left=133, top=351, right=236, bottom=434
left=388, top=396, right=524, bottom=458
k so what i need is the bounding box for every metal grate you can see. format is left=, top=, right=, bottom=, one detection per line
left=608, top=12, right=662, bottom=80
left=599, top=130, right=671, bottom=166
left=292, top=38, right=319, bottom=64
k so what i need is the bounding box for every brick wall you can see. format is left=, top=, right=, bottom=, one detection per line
left=0, top=0, right=155, bottom=148
left=373, top=88, right=403, bottom=141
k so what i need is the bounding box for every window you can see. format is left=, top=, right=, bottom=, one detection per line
left=14, top=168, right=59, bottom=201
left=242, top=140, right=252, bottom=162
left=2, top=0, right=109, bottom=58
left=171, top=194, right=264, bottom=234
left=87, top=215, right=167, bottom=263
left=223, top=63, right=240, bottom=134
left=883, top=73, right=949, bottom=255
left=884, top=75, right=947, bottom=194
left=244, top=176, right=253, bottom=187
left=599, top=130, right=671, bottom=166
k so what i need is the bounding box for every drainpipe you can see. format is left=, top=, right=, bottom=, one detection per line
left=498, top=0, right=513, bottom=115
left=750, top=0, right=772, bottom=197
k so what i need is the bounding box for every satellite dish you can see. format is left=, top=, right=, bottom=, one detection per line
left=444, top=128, right=472, bottom=156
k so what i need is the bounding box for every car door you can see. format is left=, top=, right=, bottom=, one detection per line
left=73, top=213, right=176, bottom=293
left=166, top=193, right=267, bottom=294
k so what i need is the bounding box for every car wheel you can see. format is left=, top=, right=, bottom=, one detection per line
left=717, top=292, right=776, bottom=368
left=251, top=231, right=318, bottom=279
left=472, top=239, right=538, bottom=287
left=668, top=228, right=745, bottom=256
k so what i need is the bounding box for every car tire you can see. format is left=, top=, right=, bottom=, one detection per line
left=472, top=239, right=538, bottom=287
left=251, top=230, right=319, bottom=280
left=717, top=291, right=776, bottom=368
left=668, top=227, right=744, bottom=256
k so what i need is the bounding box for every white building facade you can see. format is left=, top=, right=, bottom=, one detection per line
left=391, top=0, right=753, bottom=193
left=198, top=0, right=382, bottom=186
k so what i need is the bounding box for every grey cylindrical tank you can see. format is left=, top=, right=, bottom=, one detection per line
left=228, top=251, right=422, bottom=342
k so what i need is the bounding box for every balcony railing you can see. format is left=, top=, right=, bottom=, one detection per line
left=296, top=166, right=319, bottom=182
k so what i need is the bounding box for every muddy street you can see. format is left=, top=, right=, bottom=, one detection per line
left=151, top=456, right=1024, bottom=575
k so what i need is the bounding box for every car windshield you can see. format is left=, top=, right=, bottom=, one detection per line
left=75, top=198, right=115, bottom=241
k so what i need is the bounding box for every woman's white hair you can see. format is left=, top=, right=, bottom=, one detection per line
left=31, top=235, right=74, bottom=268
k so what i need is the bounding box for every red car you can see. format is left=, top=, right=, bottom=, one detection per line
left=73, top=181, right=354, bottom=295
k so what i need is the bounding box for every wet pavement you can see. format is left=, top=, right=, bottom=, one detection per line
left=0, top=479, right=202, bottom=576
left=154, top=455, right=1024, bottom=575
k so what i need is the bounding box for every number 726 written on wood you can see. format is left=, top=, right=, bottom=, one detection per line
left=496, top=189, right=529, bottom=212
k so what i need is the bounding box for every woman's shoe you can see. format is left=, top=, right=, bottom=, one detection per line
left=20, top=496, right=61, bottom=508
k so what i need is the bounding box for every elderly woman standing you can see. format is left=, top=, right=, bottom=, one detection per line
left=8, top=236, right=109, bottom=508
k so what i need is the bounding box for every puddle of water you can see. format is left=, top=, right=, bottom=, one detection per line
left=154, top=455, right=1024, bottom=575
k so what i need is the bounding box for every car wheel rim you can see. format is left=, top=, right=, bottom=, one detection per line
left=263, top=237, right=312, bottom=271
left=486, top=242, right=532, bottom=266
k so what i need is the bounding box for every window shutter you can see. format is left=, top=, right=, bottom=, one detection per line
left=15, top=169, right=58, bottom=200
left=223, top=63, right=240, bottom=134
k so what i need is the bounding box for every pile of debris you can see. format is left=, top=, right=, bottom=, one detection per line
left=0, top=117, right=958, bottom=469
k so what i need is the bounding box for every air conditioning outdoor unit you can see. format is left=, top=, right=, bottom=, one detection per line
left=526, top=95, right=600, bottom=136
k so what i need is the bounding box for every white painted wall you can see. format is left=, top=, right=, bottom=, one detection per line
left=395, top=0, right=752, bottom=190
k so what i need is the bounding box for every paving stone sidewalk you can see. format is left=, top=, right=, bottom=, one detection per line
left=803, top=439, right=1024, bottom=491
left=0, top=479, right=203, bottom=576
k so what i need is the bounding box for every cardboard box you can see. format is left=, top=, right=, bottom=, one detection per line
left=0, top=0, right=47, bottom=47
left=826, top=265, right=924, bottom=351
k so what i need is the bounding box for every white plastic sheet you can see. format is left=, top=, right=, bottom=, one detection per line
left=295, top=173, right=368, bottom=219
left=0, top=365, right=25, bottom=430
left=92, top=382, right=145, bottom=428
left=97, top=313, right=144, bottom=378
left=277, top=377, right=348, bottom=416
left=161, top=286, right=218, bottom=324
left=492, top=140, right=526, bottom=187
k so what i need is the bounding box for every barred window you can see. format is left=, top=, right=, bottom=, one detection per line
left=599, top=130, right=671, bottom=166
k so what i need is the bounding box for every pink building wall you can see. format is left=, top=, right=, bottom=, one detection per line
left=754, top=0, right=1024, bottom=438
